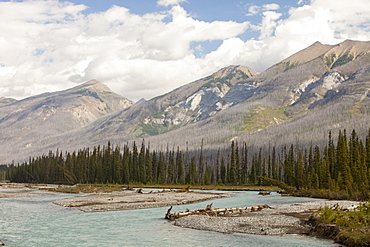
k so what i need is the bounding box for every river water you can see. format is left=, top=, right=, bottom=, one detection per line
left=0, top=190, right=340, bottom=247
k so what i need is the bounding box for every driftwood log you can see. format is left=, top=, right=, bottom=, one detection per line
left=165, top=204, right=271, bottom=220
left=258, top=191, right=271, bottom=196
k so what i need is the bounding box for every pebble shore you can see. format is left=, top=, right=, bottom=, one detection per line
left=174, top=200, right=360, bottom=235
left=53, top=190, right=231, bottom=212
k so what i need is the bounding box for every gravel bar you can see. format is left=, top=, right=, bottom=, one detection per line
left=174, top=200, right=360, bottom=235
left=53, top=190, right=230, bottom=212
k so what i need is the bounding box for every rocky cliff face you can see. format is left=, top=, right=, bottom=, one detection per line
left=136, top=65, right=259, bottom=136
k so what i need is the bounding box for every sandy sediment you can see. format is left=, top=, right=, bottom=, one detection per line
left=53, top=190, right=231, bottom=212
left=174, top=200, right=360, bottom=236
left=0, top=183, right=51, bottom=198
left=0, top=191, right=47, bottom=198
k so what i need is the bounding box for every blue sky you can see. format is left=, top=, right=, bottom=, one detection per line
left=0, top=0, right=369, bottom=101
left=50, top=0, right=302, bottom=55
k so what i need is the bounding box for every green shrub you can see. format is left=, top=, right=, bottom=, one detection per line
left=317, top=202, right=370, bottom=229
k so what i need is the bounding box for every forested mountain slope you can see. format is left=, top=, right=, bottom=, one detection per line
left=1, top=40, right=370, bottom=164
left=141, top=40, right=370, bottom=150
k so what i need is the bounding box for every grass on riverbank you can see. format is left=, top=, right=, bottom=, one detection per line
left=314, top=202, right=370, bottom=247
left=259, top=176, right=370, bottom=201
left=41, top=183, right=280, bottom=194
left=289, top=189, right=370, bottom=201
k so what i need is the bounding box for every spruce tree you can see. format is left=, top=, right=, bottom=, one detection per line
left=122, top=145, right=130, bottom=184
left=284, top=145, right=295, bottom=186
left=167, top=150, right=174, bottom=184
left=145, top=146, right=153, bottom=184
left=220, top=157, right=226, bottom=184
left=190, top=157, right=198, bottom=185
left=242, top=143, right=248, bottom=184
left=157, top=152, right=166, bottom=184
left=235, top=143, right=241, bottom=184
left=337, top=130, right=353, bottom=192
left=204, top=166, right=211, bottom=185
left=176, top=149, right=185, bottom=184
left=138, top=141, right=146, bottom=184
left=229, top=140, right=237, bottom=184
left=295, top=149, right=304, bottom=189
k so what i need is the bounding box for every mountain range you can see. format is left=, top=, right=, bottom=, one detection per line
left=1, top=39, right=369, bottom=164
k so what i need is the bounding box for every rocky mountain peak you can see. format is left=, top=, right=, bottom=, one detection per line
left=212, top=65, right=259, bottom=79
left=66, top=80, right=113, bottom=94
left=0, top=97, right=17, bottom=107
left=323, top=40, right=370, bottom=69
left=280, top=41, right=334, bottom=65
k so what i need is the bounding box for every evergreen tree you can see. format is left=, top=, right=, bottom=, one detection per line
left=228, top=140, right=237, bottom=184
left=204, top=166, right=211, bottom=185
left=314, top=145, right=323, bottom=189
left=167, top=150, right=174, bottom=184
left=366, top=128, right=370, bottom=179
left=138, top=141, right=146, bottom=184
left=145, top=145, right=153, bottom=184
left=157, top=152, right=166, bottom=184
left=337, top=130, right=353, bottom=192
left=349, top=130, right=361, bottom=191
left=220, top=157, right=226, bottom=184
left=189, top=157, right=198, bottom=185
left=176, top=149, right=185, bottom=184
left=249, top=153, right=257, bottom=184
left=295, top=148, right=304, bottom=189
left=198, top=139, right=204, bottom=184
left=328, top=131, right=337, bottom=180
left=131, top=142, right=138, bottom=182
left=122, top=145, right=130, bottom=184
left=241, top=143, right=248, bottom=184
left=235, top=143, right=241, bottom=184
left=284, top=145, right=295, bottom=186
left=151, top=150, right=158, bottom=183
left=271, top=146, right=278, bottom=180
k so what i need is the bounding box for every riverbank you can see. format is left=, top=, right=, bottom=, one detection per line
left=52, top=190, right=230, bottom=212
left=1, top=183, right=365, bottom=245
left=173, top=200, right=360, bottom=236
left=0, top=182, right=51, bottom=198
left=1, top=183, right=231, bottom=212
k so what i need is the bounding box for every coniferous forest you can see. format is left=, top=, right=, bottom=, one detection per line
left=6, top=129, right=370, bottom=200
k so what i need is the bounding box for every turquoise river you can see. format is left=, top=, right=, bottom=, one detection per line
left=0, top=189, right=341, bottom=247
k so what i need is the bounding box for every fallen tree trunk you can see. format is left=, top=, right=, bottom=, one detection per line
left=165, top=204, right=271, bottom=220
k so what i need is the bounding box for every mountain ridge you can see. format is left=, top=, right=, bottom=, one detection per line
left=0, top=80, right=134, bottom=162
left=1, top=40, right=369, bottom=164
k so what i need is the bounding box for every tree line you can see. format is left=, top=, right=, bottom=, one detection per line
left=6, top=129, right=370, bottom=199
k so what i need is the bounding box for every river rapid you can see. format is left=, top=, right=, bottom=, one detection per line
left=0, top=189, right=341, bottom=247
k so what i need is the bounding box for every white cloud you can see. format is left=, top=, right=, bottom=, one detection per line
left=263, top=3, right=280, bottom=11
left=259, top=11, right=282, bottom=39
left=247, top=3, right=280, bottom=16
left=0, top=1, right=248, bottom=101
left=0, top=0, right=369, bottom=102
left=157, top=0, right=187, bottom=7
left=211, top=0, right=370, bottom=72
left=247, top=5, right=260, bottom=16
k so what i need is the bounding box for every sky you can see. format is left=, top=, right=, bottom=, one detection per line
left=0, top=0, right=369, bottom=101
